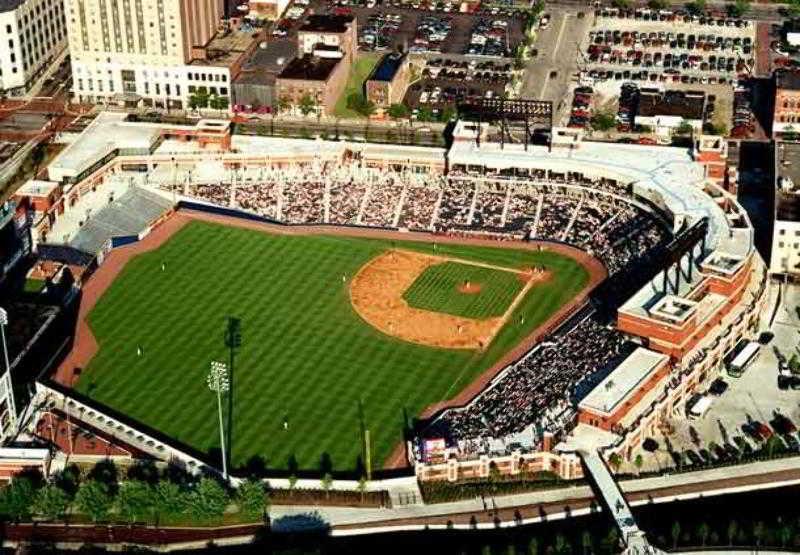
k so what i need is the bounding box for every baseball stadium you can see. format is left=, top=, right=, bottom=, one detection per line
left=10, top=112, right=767, bottom=491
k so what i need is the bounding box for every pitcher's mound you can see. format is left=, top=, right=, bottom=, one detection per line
left=457, top=281, right=482, bottom=294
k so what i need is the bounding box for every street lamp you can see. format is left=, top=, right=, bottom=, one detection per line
left=0, top=308, right=16, bottom=438
left=207, top=360, right=229, bottom=480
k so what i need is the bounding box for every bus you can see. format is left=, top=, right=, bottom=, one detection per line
left=725, top=340, right=760, bottom=377
left=688, top=395, right=713, bottom=419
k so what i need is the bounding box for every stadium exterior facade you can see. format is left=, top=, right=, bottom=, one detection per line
left=12, top=112, right=768, bottom=484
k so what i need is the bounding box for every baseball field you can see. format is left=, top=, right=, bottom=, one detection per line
left=73, top=217, right=591, bottom=472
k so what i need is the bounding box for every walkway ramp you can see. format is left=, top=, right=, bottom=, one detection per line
left=579, top=449, right=663, bottom=554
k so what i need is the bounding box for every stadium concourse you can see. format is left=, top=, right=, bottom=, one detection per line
left=12, top=113, right=767, bottom=494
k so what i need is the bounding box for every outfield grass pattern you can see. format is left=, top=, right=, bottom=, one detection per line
left=403, top=262, right=523, bottom=320
left=77, top=221, right=589, bottom=472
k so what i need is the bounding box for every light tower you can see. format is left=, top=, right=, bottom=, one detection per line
left=207, top=360, right=230, bottom=480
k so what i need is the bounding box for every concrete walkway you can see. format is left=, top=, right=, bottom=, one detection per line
left=264, top=455, right=800, bottom=536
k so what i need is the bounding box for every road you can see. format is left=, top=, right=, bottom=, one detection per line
left=521, top=8, right=592, bottom=122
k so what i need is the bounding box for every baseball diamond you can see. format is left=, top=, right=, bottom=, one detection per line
left=71, top=214, right=591, bottom=472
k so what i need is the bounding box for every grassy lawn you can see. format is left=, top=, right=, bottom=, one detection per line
left=77, top=221, right=588, bottom=472
left=24, top=278, right=45, bottom=293
left=333, top=53, right=382, bottom=119
left=403, top=262, right=523, bottom=319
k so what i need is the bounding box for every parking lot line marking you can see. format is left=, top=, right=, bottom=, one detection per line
left=552, top=14, right=570, bottom=62
left=538, top=72, right=550, bottom=100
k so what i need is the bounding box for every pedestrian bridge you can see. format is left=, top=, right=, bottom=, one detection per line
left=578, top=449, right=663, bottom=555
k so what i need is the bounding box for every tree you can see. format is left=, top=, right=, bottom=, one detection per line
left=590, top=111, right=616, bottom=132
left=673, top=119, right=694, bottom=136
left=357, top=476, right=368, bottom=502
left=647, top=0, right=668, bottom=8
left=553, top=534, right=569, bottom=554
left=387, top=103, right=410, bottom=120
left=527, top=537, right=538, bottom=555
left=417, top=106, right=435, bottom=122
left=601, top=528, right=619, bottom=552
left=189, top=90, right=210, bottom=110
left=611, top=0, right=631, bottom=8
left=727, top=0, right=750, bottom=17
left=299, top=94, right=316, bottom=117
left=727, top=519, right=738, bottom=546
left=779, top=523, right=792, bottom=547
left=506, top=543, right=516, bottom=555
left=440, top=105, right=458, bottom=122
left=0, top=478, right=37, bottom=521
left=189, top=478, right=228, bottom=521
left=671, top=521, right=681, bottom=549
left=75, top=480, right=112, bottom=523
left=154, top=480, right=186, bottom=521
left=287, top=474, right=298, bottom=498
left=697, top=522, right=710, bottom=546
left=753, top=521, right=765, bottom=547
left=581, top=531, right=592, bottom=555
left=686, top=0, right=706, bottom=15
left=238, top=479, right=266, bottom=519
left=277, top=96, right=291, bottom=114
left=320, top=473, right=333, bottom=499
left=116, top=480, right=154, bottom=523
left=33, top=484, right=69, bottom=521
left=633, top=454, right=643, bottom=475
left=607, top=452, right=622, bottom=472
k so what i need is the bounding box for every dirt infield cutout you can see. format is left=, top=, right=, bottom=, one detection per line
left=349, top=249, right=549, bottom=350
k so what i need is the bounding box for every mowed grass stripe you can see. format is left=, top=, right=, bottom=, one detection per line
left=403, top=262, right=523, bottom=319
left=78, top=221, right=589, bottom=471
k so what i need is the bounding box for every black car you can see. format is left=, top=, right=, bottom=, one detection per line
left=708, top=378, right=728, bottom=396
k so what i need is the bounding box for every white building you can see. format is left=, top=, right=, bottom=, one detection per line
left=65, top=0, right=247, bottom=110
left=0, top=0, right=67, bottom=95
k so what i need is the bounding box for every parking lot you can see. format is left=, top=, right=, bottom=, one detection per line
left=403, top=56, right=512, bottom=113
left=519, top=5, right=762, bottom=135
left=625, top=283, right=800, bottom=474
left=307, top=0, right=527, bottom=57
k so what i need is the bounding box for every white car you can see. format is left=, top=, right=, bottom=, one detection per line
left=539, top=14, right=550, bottom=29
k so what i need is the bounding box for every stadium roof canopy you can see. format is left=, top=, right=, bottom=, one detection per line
left=578, top=347, right=669, bottom=416
left=448, top=130, right=752, bottom=259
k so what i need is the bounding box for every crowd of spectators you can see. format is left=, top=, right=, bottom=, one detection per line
left=174, top=166, right=670, bottom=281
left=434, top=315, right=631, bottom=447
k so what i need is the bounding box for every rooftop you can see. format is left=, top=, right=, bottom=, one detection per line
left=0, top=0, right=23, bottom=12
left=637, top=90, right=706, bottom=120
left=369, top=53, right=405, bottom=82
left=189, top=27, right=259, bottom=67
left=777, top=69, right=800, bottom=91
left=16, top=179, right=60, bottom=198
left=234, top=39, right=296, bottom=86
left=578, top=348, right=669, bottom=416
left=298, top=14, right=354, bottom=34
left=278, top=54, right=341, bottom=81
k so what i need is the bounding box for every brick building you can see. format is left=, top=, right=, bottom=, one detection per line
left=773, top=70, right=800, bottom=139
left=274, top=14, right=356, bottom=115
left=365, top=52, right=410, bottom=111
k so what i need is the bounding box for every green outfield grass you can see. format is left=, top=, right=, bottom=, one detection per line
left=77, top=221, right=589, bottom=472
left=403, top=261, right=523, bottom=319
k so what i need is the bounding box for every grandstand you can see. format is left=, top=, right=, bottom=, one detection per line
left=45, top=180, right=173, bottom=255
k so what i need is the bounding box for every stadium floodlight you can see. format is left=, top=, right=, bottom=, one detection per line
left=207, top=360, right=230, bottom=481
